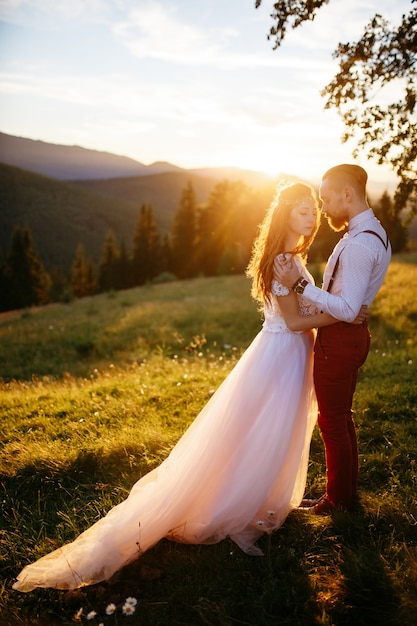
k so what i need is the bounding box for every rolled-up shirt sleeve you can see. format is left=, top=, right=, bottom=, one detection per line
left=303, top=241, right=376, bottom=322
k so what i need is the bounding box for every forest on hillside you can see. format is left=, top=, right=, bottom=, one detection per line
left=0, top=175, right=409, bottom=313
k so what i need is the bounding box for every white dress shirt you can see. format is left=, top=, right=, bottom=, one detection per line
left=303, top=209, right=391, bottom=322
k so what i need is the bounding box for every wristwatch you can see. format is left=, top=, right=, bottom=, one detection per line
left=291, top=277, right=309, bottom=295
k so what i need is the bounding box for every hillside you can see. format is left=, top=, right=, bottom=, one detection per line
left=70, top=169, right=273, bottom=227
left=0, top=163, right=255, bottom=271
left=0, top=132, right=182, bottom=180
left=0, top=131, right=399, bottom=199
left=0, top=163, right=137, bottom=269
left=2, top=131, right=410, bottom=276
left=1, top=259, right=417, bottom=626
left=0, top=132, right=273, bottom=186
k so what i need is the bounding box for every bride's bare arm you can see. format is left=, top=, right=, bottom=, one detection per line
left=277, top=292, right=368, bottom=331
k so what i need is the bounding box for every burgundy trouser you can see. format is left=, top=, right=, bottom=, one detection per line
left=314, top=322, right=370, bottom=509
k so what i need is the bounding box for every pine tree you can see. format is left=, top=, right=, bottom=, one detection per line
left=132, top=204, right=161, bottom=285
left=196, top=180, right=257, bottom=275
left=0, top=246, right=7, bottom=312
left=159, top=234, right=172, bottom=275
left=196, top=194, right=225, bottom=277
left=170, top=182, right=198, bottom=279
left=99, top=230, right=120, bottom=292
left=49, top=267, right=71, bottom=303
left=116, top=239, right=132, bottom=290
left=374, top=191, right=408, bottom=253
left=71, top=244, right=97, bottom=298
left=85, top=259, right=97, bottom=296
left=3, top=225, right=50, bottom=311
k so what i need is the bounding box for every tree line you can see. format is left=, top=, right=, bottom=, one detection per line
left=0, top=179, right=408, bottom=313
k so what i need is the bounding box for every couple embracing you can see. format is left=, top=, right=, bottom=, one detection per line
left=13, top=164, right=390, bottom=592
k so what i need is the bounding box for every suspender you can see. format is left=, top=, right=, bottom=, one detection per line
left=326, top=229, right=389, bottom=293
left=362, top=229, right=389, bottom=250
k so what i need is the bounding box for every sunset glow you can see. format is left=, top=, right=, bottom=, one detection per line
left=0, top=0, right=407, bottom=186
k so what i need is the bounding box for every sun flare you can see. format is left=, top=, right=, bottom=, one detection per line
left=230, top=140, right=316, bottom=181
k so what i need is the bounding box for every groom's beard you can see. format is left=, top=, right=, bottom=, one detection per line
left=327, top=215, right=348, bottom=232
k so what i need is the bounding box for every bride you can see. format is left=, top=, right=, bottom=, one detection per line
left=14, top=181, right=348, bottom=592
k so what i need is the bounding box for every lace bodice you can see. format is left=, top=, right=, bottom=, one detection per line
left=263, top=255, right=317, bottom=334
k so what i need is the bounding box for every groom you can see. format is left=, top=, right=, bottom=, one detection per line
left=274, top=164, right=391, bottom=515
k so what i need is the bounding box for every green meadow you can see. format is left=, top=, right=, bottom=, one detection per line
left=1, top=255, right=416, bottom=626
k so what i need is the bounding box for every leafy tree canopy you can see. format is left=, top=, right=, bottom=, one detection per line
left=256, top=0, right=417, bottom=215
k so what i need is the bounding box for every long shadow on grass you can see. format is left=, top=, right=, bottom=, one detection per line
left=60, top=517, right=321, bottom=626
left=3, top=452, right=412, bottom=626
left=2, top=446, right=156, bottom=577
left=4, top=449, right=319, bottom=626
left=294, top=505, right=408, bottom=626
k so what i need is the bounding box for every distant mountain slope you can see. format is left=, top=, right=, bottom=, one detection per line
left=0, top=132, right=274, bottom=187
left=71, top=171, right=236, bottom=231
left=0, top=163, right=139, bottom=269
left=0, top=132, right=184, bottom=180
left=0, top=163, right=245, bottom=271
left=190, top=166, right=274, bottom=188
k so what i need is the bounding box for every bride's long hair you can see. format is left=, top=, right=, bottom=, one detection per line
left=247, top=181, right=320, bottom=305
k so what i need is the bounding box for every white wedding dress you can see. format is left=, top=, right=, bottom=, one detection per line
left=13, top=259, right=318, bottom=592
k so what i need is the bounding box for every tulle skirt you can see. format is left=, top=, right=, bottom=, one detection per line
left=13, top=328, right=317, bottom=591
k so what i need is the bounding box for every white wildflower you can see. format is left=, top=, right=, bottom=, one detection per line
left=122, top=603, right=136, bottom=616
left=125, top=597, right=138, bottom=607
left=87, top=610, right=97, bottom=620
left=74, top=608, right=83, bottom=620
left=106, top=603, right=116, bottom=615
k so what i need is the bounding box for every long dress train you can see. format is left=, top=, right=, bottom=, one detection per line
left=13, top=263, right=318, bottom=591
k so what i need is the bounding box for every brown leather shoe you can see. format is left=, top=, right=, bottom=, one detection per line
left=300, top=494, right=325, bottom=507
left=309, top=497, right=342, bottom=516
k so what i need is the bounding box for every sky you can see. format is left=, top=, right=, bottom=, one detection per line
left=0, top=0, right=410, bottom=187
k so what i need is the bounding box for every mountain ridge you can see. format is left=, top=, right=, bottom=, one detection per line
left=0, top=132, right=176, bottom=180
left=0, top=161, right=275, bottom=271
left=0, top=131, right=273, bottom=186
left=0, top=131, right=401, bottom=275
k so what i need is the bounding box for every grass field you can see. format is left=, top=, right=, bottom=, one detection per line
left=1, top=255, right=417, bottom=626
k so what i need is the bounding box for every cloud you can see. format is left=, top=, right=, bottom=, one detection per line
left=0, top=0, right=114, bottom=27
left=111, top=1, right=334, bottom=71
left=0, top=67, right=228, bottom=122
left=112, top=3, right=242, bottom=67
left=0, top=70, right=99, bottom=105
left=0, top=62, right=310, bottom=141
left=0, top=0, right=342, bottom=74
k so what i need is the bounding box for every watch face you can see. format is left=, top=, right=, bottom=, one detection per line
left=295, top=280, right=306, bottom=294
